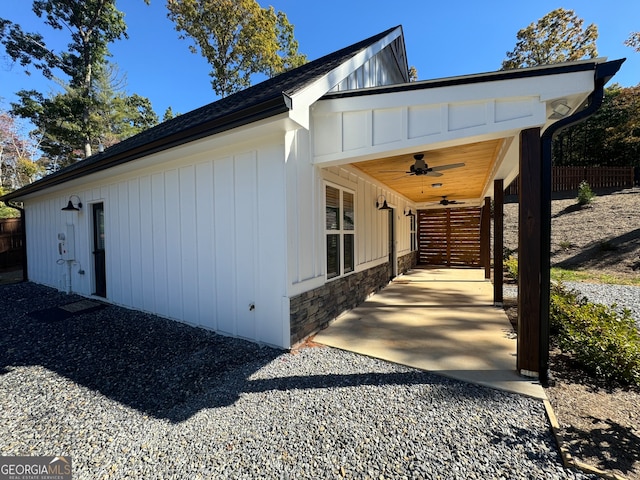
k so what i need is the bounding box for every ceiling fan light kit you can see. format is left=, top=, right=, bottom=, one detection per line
left=381, top=153, right=466, bottom=178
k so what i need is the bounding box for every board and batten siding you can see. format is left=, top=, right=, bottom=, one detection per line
left=24, top=140, right=289, bottom=348
left=286, top=129, right=415, bottom=297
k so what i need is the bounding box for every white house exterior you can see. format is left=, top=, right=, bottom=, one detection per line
left=2, top=26, right=622, bottom=377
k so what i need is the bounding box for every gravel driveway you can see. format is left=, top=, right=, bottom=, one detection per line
left=0, top=282, right=595, bottom=479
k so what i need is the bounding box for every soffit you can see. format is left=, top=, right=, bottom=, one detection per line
left=351, top=139, right=504, bottom=205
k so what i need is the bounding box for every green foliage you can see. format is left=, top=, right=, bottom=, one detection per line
left=504, top=255, right=518, bottom=280
left=0, top=1, right=156, bottom=163
left=558, top=239, right=573, bottom=251
left=10, top=63, right=158, bottom=171
left=576, top=180, right=595, bottom=205
left=0, top=187, right=20, bottom=218
left=0, top=202, right=19, bottom=218
left=166, top=0, right=307, bottom=98
left=502, top=8, right=598, bottom=70
left=550, top=267, right=640, bottom=286
left=162, top=106, right=180, bottom=122
left=550, top=282, right=640, bottom=386
left=553, top=85, right=640, bottom=167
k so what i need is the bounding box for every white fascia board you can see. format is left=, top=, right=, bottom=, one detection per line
left=286, top=27, right=403, bottom=129
left=314, top=70, right=595, bottom=116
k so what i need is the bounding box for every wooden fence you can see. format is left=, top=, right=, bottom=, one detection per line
left=0, top=217, right=24, bottom=269
left=506, top=166, right=635, bottom=195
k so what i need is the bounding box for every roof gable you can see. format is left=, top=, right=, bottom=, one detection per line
left=3, top=26, right=407, bottom=201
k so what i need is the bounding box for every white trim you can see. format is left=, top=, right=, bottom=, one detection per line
left=323, top=181, right=357, bottom=281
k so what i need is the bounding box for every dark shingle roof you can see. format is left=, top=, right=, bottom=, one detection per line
left=3, top=26, right=402, bottom=201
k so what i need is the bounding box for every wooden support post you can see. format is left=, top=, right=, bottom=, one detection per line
left=493, top=179, right=504, bottom=305
left=518, top=127, right=542, bottom=376
left=481, top=197, right=491, bottom=279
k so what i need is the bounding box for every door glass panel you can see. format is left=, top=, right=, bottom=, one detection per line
left=95, top=208, right=105, bottom=250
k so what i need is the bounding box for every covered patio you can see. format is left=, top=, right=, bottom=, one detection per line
left=314, top=267, right=545, bottom=399
left=312, top=58, right=622, bottom=380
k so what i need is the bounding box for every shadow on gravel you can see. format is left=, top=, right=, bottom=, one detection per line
left=0, top=283, right=455, bottom=423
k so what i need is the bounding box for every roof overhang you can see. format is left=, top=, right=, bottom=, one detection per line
left=310, top=58, right=623, bottom=208
left=286, top=26, right=405, bottom=129
left=2, top=112, right=295, bottom=202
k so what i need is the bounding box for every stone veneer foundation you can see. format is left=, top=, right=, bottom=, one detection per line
left=290, top=251, right=417, bottom=345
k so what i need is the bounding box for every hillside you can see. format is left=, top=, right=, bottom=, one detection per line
left=502, top=187, right=640, bottom=281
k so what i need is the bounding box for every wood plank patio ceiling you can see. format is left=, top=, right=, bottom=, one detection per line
left=351, top=139, right=504, bottom=204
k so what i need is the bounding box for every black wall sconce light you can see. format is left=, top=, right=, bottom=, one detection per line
left=61, top=195, right=83, bottom=211
left=404, top=207, right=415, bottom=217
left=376, top=194, right=392, bottom=210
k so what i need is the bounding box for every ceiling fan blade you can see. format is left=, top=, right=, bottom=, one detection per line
left=425, top=171, right=443, bottom=177
left=430, top=162, right=465, bottom=172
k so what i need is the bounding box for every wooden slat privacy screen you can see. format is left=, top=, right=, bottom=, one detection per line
left=418, top=208, right=481, bottom=266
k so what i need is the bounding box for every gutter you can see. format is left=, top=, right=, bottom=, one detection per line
left=4, top=201, right=27, bottom=282
left=538, top=58, right=624, bottom=386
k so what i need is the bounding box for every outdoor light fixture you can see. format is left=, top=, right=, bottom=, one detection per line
left=376, top=195, right=392, bottom=210
left=61, top=195, right=82, bottom=211
left=404, top=207, right=415, bottom=217
left=431, top=183, right=443, bottom=188
left=550, top=99, right=571, bottom=119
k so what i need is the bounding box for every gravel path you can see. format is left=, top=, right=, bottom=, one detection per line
left=503, top=282, right=640, bottom=329
left=0, top=283, right=595, bottom=479
left=564, top=282, right=640, bottom=328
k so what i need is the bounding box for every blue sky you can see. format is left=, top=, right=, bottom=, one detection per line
left=1, top=1, right=638, bottom=119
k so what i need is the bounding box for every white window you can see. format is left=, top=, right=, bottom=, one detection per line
left=325, top=184, right=355, bottom=279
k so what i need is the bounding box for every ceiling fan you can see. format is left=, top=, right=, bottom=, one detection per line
left=382, top=153, right=465, bottom=178
left=431, top=196, right=466, bottom=206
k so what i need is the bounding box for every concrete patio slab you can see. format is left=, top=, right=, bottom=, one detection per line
left=314, top=267, right=546, bottom=400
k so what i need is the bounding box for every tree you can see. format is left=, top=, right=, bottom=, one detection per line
left=162, top=106, right=179, bottom=121
left=166, top=0, right=306, bottom=97
left=10, top=64, right=159, bottom=171
left=502, top=8, right=598, bottom=69
left=0, top=0, right=155, bottom=166
left=553, top=85, right=640, bottom=167
left=0, top=187, right=21, bottom=218
left=625, top=32, right=640, bottom=52
left=408, top=66, right=418, bottom=82
left=0, top=110, right=44, bottom=190
left=90, top=63, right=159, bottom=149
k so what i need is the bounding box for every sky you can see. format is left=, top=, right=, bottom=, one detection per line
left=0, top=1, right=638, bottom=120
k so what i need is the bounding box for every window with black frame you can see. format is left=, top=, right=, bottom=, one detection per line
left=325, top=185, right=355, bottom=279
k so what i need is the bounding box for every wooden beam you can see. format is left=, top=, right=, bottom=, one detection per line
left=493, top=179, right=504, bottom=305
left=480, top=197, right=491, bottom=279
left=517, top=127, right=542, bottom=376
